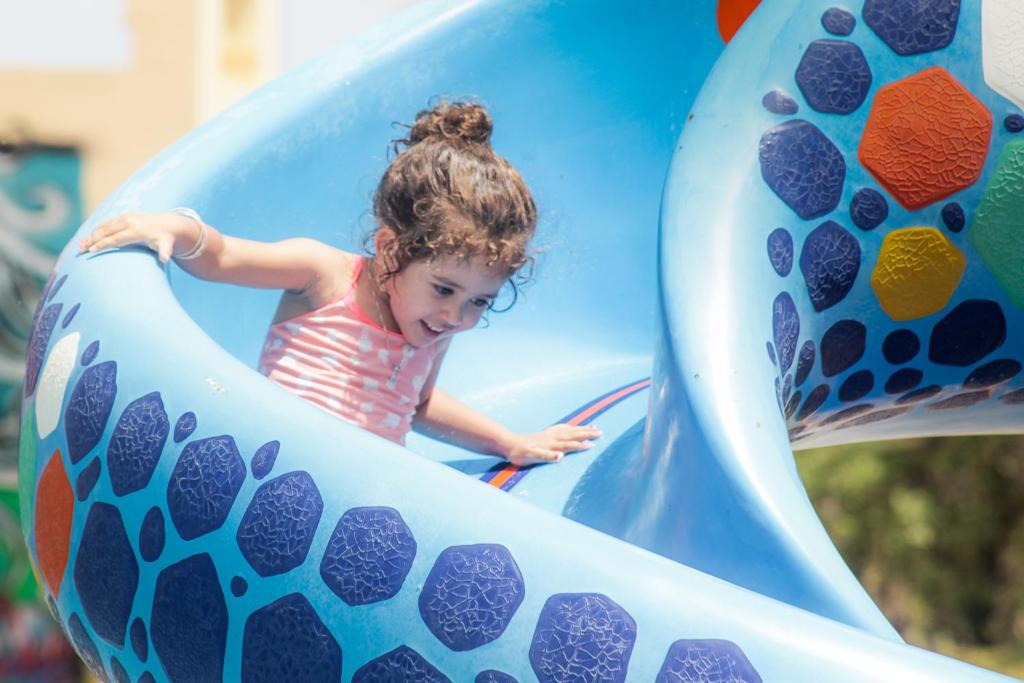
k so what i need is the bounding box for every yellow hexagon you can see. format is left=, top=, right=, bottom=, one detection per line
left=871, top=227, right=966, bottom=321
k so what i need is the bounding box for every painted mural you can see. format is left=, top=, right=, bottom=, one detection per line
left=0, top=142, right=82, bottom=478
left=0, top=141, right=82, bottom=680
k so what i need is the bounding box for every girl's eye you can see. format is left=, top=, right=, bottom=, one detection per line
left=433, top=284, right=454, bottom=296
left=471, top=298, right=491, bottom=308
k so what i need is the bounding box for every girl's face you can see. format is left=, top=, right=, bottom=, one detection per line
left=385, top=254, right=510, bottom=347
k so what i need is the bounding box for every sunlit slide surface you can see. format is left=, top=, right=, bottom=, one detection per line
left=17, top=0, right=1024, bottom=680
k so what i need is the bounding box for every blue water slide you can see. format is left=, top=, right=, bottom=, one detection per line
left=17, top=0, right=1023, bottom=680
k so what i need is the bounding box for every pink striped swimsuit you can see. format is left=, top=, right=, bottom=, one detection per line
left=258, top=258, right=438, bottom=444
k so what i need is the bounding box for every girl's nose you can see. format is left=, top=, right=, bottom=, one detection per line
left=440, top=306, right=462, bottom=327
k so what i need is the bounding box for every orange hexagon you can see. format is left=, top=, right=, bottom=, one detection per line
left=717, top=0, right=762, bottom=43
left=33, top=449, right=74, bottom=596
left=871, top=227, right=966, bottom=321
left=859, top=67, right=992, bottom=210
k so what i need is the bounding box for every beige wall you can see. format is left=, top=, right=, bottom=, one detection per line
left=0, top=0, right=276, bottom=210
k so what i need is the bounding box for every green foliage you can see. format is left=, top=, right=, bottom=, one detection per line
left=797, top=435, right=1024, bottom=654
left=0, top=487, right=38, bottom=602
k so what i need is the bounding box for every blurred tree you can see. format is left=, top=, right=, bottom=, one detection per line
left=797, top=435, right=1024, bottom=654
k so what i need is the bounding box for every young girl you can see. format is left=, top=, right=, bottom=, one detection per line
left=79, top=101, right=599, bottom=466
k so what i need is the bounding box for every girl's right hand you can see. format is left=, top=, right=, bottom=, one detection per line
left=79, top=212, right=198, bottom=264
left=503, top=424, right=602, bottom=466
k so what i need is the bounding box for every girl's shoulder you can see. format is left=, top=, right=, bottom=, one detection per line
left=279, top=242, right=359, bottom=316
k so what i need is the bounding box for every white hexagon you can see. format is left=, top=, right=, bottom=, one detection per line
left=35, top=332, right=80, bottom=438
left=983, top=0, right=1024, bottom=109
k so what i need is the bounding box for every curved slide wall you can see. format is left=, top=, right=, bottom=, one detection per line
left=16, top=0, right=1023, bottom=681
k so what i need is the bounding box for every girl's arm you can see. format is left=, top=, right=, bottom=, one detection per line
left=412, top=341, right=601, bottom=465
left=79, top=211, right=347, bottom=295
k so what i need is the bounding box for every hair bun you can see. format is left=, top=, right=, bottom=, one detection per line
left=407, top=101, right=493, bottom=147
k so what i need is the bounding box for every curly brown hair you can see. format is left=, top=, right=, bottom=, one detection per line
left=371, top=100, right=537, bottom=307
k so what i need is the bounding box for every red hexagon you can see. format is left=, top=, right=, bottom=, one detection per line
left=859, top=67, right=992, bottom=210
left=33, top=450, right=74, bottom=596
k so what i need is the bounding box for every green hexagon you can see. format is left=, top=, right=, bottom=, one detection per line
left=17, top=406, right=36, bottom=542
left=969, top=139, right=1024, bottom=306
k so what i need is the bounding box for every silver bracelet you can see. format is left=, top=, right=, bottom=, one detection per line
left=171, top=207, right=209, bottom=260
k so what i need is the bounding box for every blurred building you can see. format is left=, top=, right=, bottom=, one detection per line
left=0, top=0, right=279, bottom=208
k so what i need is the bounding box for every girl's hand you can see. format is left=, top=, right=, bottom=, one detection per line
left=504, top=424, right=602, bottom=466
left=79, top=212, right=199, bottom=264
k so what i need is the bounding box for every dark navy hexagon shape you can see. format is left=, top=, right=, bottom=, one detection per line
left=530, top=593, right=637, bottom=683
left=822, top=7, right=856, bottom=35
left=929, top=300, right=1006, bottom=367
left=167, top=435, right=246, bottom=541
left=419, top=544, right=525, bottom=652
left=36, top=272, right=56, bottom=307
left=785, top=390, right=802, bottom=420
left=883, top=329, right=920, bottom=364
left=797, top=384, right=831, bottom=421
left=68, top=612, right=107, bottom=680
left=81, top=340, right=100, bottom=366
left=821, top=320, right=867, bottom=377
left=850, top=189, right=888, bottom=231
left=139, top=506, right=166, bottom=563
left=73, top=502, right=139, bottom=647
left=772, top=292, right=800, bottom=373
left=885, top=368, right=924, bottom=394
left=897, top=385, right=943, bottom=405
left=24, top=303, right=61, bottom=397
left=941, top=202, right=965, bottom=233
left=964, top=359, right=1021, bottom=388
left=822, top=403, right=875, bottom=425
left=320, top=506, right=417, bottom=606
left=795, top=40, right=872, bottom=114
left=150, top=553, right=228, bottom=682
left=237, top=470, right=323, bottom=577
left=131, top=617, right=149, bottom=663
left=47, top=274, right=67, bottom=302
left=251, top=440, right=280, bottom=480
left=476, top=671, right=518, bottom=683
left=656, top=639, right=762, bottom=683
left=758, top=120, right=846, bottom=220
left=110, top=655, right=130, bottom=683
left=766, top=228, right=793, bottom=276
left=839, top=407, right=913, bottom=428
left=1000, top=389, right=1024, bottom=405
left=242, top=593, right=342, bottom=683
left=839, top=370, right=874, bottom=403
left=800, top=220, right=861, bottom=312
left=65, top=360, right=118, bottom=464
left=76, top=457, right=102, bottom=502
left=352, top=645, right=451, bottom=683
left=762, top=90, right=798, bottom=115
left=863, top=0, right=961, bottom=56
left=108, top=391, right=170, bottom=497
left=173, top=411, right=197, bottom=443
left=795, top=341, right=816, bottom=387
left=62, top=302, right=80, bottom=328
left=928, top=390, right=991, bottom=411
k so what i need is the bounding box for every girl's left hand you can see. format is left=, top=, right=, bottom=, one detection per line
left=504, top=424, right=601, bottom=466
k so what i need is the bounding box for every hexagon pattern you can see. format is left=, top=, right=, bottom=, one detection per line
left=860, top=67, right=991, bottom=210
left=871, top=228, right=966, bottom=321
